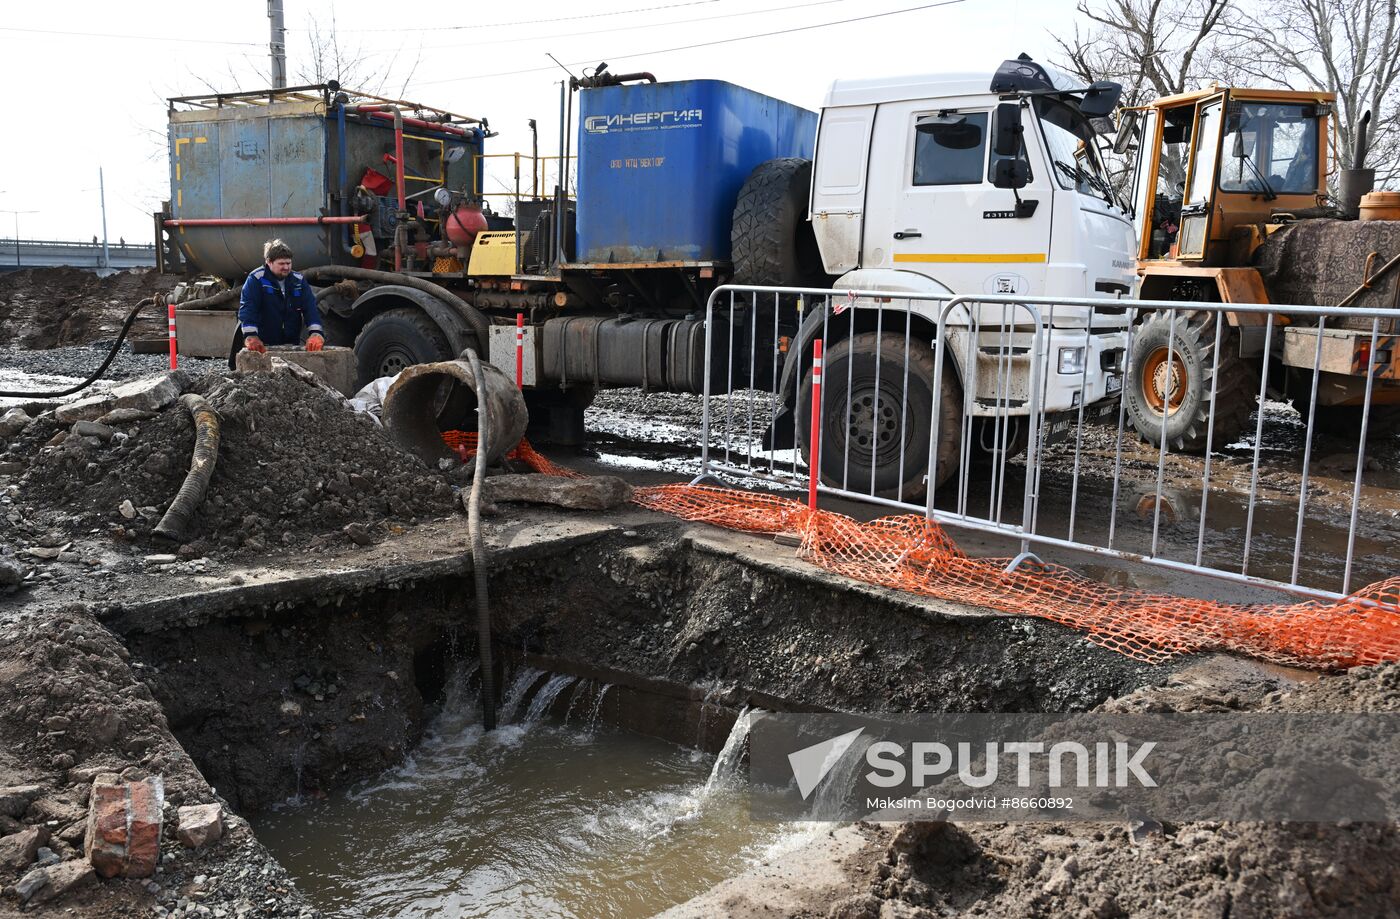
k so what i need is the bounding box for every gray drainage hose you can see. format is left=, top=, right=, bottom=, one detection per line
left=154, top=394, right=221, bottom=542
left=462, top=348, right=496, bottom=732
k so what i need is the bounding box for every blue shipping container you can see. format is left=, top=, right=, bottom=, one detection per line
left=574, top=80, right=817, bottom=264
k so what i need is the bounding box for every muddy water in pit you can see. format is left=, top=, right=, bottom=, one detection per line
left=255, top=670, right=812, bottom=919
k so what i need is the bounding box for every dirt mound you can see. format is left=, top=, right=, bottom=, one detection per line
left=0, top=267, right=176, bottom=349
left=832, top=663, right=1400, bottom=919
left=4, top=368, right=456, bottom=553
left=1253, top=218, right=1400, bottom=317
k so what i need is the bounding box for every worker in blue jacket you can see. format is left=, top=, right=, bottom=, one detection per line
left=238, top=239, right=325, bottom=352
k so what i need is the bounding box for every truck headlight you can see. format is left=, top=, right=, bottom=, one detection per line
left=1058, top=346, right=1086, bottom=375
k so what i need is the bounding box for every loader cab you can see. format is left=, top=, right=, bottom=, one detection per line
left=1129, top=88, right=1332, bottom=267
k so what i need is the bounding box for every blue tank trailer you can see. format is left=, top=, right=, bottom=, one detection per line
left=159, top=69, right=820, bottom=439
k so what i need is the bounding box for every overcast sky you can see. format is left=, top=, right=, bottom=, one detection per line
left=0, top=0, right=1078, bottom=243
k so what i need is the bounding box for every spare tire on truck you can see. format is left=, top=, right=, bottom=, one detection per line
left=731, top=157, right=827, bottom=287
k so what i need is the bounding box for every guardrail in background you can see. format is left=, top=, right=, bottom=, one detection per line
left=695, top=285, right=1400, bottom=602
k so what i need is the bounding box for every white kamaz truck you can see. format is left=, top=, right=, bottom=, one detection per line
left=751, top=54, right=1135, bottom=499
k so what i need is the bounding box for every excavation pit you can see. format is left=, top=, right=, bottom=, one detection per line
left=90, top=513, right=1166, bottom=917
left=4, top=506, right=1394, bottom=918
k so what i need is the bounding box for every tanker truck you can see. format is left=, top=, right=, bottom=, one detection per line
left=159, top=56, right=1134, bottom=500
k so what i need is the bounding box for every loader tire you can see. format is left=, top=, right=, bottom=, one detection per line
left=1126, top=310, right=1259, bottom=453
left=796, top=332, right=961, bottom=502
left=354, top=307, right=475, bottom=425
left=731, top=157, right=826, bottom=287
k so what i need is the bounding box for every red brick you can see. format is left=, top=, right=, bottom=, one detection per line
left=83, top=777, right=163, bottom=879
left=123, top=779, right=162, bottom=878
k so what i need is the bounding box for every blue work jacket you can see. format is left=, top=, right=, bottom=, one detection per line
left=238, top=266, right=324, bottom=346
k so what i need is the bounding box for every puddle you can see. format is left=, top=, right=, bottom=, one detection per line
left=255, top=669, right=812, bottom=919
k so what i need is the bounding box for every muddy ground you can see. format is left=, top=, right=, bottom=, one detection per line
left=0, top=352, right=1398, bottom=917
left=840, top=664, right=1400, bottom=919
left=0, top=268, right=175, bottom=351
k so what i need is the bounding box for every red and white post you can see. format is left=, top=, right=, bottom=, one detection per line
left=166, top=299, right=178, bottom=370
left=515, top=312, right=525, bottom=388
left=807, top=338, right=823, bottom=511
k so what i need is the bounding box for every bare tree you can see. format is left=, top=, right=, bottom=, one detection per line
left=297, top=9, right=423, bottom=98
left=1223, top=0, right=1400, bottom=188
left=1052, top=1, right=1237, bottom=192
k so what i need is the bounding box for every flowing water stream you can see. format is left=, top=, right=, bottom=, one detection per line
left=256, top=668, right=817, bottom=919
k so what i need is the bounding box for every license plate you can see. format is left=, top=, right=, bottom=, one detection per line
left=1106, top=373, right=1122, bottom=394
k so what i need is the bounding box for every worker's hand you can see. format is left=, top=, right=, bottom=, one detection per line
left=305, top=333, right=325, bottom=352
left=243, top=335, right=266, bottom=354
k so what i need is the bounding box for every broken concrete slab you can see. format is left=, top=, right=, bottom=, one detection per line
left=176, top=803, right=224, bottom=849
left=484, top=474, right=634, bottom=511
left=55, top=372, right=186, bottom=423
left=0, top=825, right=48, bottom=871
left=70, top=420, right=116, bottom=442
left=0, top=785, right=43, bottom=818
left=84, top=775, right=163, bottom=878
left=96, top=407, right=159, bottom=426
left=15, top=858, right=97, bottom=905
left=0, top=408, right=34, bottom=438
left=236, top=346, right=358, bottom=397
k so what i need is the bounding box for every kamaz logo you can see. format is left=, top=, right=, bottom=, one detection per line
left=584, top=109, right=703, bottom=134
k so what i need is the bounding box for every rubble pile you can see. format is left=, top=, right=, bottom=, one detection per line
left=0, top=366, right=456, bottom=557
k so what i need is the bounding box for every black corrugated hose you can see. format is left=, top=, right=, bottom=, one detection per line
left=462, top=347, right=497, bottom=732
left=0, top=297, right=156, bottom=399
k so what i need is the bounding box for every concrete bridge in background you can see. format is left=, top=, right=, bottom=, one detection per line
left=0, top=238, right=157, bottom=274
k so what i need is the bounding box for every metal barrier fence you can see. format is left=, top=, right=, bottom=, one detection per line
left=695, top=284, right=1400, bottom=602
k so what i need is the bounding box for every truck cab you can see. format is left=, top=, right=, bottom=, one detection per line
left=780, top=56, right=1134, bottom=498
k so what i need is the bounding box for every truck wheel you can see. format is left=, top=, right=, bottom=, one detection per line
left=354, top=307, right=473, bottom=424
left=1126, top=310, right=1258, bottom=452
left=796, top=332, right=960, bottom=501
left=731, top=157, right=826, bottom=287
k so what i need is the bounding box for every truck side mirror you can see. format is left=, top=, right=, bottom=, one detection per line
left=1113, top=111, right=1138, bottom=155
left=1080, top=81, right=1123, bottom=118
left=992, top=103, right=1023, bottom=158
left=992, top=159, right=1031, bottom=190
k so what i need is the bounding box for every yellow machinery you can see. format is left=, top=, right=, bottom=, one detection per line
left=1120, top=86, right=1400, bottom=448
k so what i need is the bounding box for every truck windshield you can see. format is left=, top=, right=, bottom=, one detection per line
left=1035, top=97, right=1117, bottom=206
left=1219, top=102, right=1319, bottom=196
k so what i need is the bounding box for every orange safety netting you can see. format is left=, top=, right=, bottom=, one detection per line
left=442, top=432, right=1400, bottom=671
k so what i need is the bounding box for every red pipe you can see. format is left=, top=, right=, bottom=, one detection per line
left=164, top=216, right=367, bottom=227
left=361, top=110, right=469, bottom=137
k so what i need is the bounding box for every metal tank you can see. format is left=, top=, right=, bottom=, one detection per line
left=165, top=85, right=486, bottom=280
left=574, top=79, right=817, bottom=264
